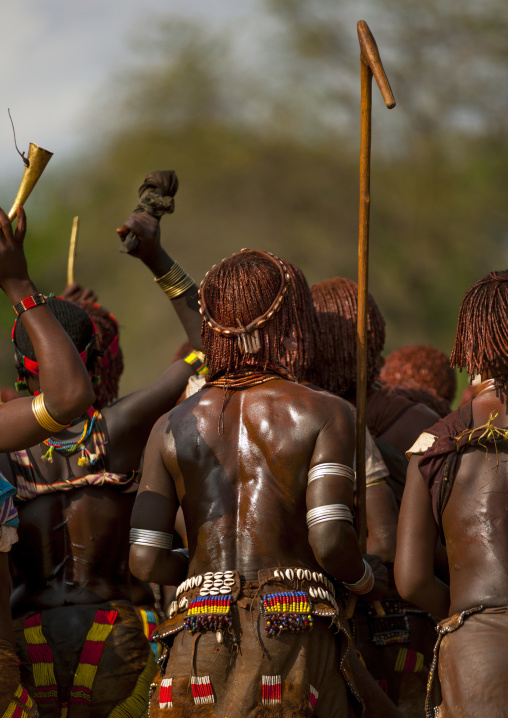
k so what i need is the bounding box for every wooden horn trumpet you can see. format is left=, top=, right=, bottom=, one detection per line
left=8, top=143, right=53, bottom=221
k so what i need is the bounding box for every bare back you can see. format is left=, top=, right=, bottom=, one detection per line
left=443, top=396, right=508, bottom=614
left=144, top=377, right=355, bottom=579
left=3, top=407, right=147, bottom=617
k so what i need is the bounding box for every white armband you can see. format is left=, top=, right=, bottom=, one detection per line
left=306, top=504, right=354, bottom=528
left=129, top=528, right=173, bottom=550
left=307, top=463, right=355, bottom=485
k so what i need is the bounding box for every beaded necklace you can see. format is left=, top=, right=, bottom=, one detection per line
left=207, top=364, right=297, bottom=390
left=41, top=409, right=100, bottom=466
left=207, top=373, right=283, bottom=391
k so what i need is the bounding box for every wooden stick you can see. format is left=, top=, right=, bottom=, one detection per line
left=354, top=20, right=395, bottom=619
left=67, top=216, right=79, bottom=286
left=355, top=20, right=396, bottom=553
left=356, top=54, right=373, bottom=555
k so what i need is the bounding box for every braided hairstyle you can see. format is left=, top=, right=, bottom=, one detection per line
left=200, top=250, right=301, bottom=379
left=381, top=345, right=457, bottom=405
left=451, top=270, right=508, bottom=378
left=310, top=277, right=385, bottom=397
left=75, top=300, right=124, bottom=410
left=281, top=261, right=318, bottom=380
left=14, top=297, right=96, bottom=380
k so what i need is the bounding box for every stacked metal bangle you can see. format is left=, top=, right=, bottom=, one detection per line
left=155, top=262, right=195, bottom=299
left=343, top=559, right=374, bottom=595
left=129, top=528, right=173, bottom=550
left=306, top=504, right=354, bottom=528
left=32, top=393, right=67, bottom=434
left=307, top=463, right=355, bottom=485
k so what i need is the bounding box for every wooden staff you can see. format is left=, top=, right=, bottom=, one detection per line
left=346, top=22, right=395, bottom=620
left=67, top=216, right=79, bottom=286
left=356, top=20, right=395, bottom=550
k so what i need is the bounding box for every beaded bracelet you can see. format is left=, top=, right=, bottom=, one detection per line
left=13, top=292, right=46, bottom=317
left=32, top=393, right=67, bottom=434
left=183, top=350, right=209, bottom=376
left=155, top=262, right=195, bottom=300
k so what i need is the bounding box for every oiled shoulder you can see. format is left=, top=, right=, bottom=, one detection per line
left=293, top=382, right=354, bottom=423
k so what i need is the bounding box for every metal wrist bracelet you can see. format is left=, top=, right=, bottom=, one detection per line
left=155, top=262, right=195, bottom=299
left=343, top=559, right=374, bottom=595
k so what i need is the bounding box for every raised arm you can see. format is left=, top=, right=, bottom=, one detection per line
left=306, top=397, right=386, bottom=599
left=0, top=207, right=94, bottom=451
left=116, top=180, right=202, bottom=350
left=394, top=455, right=450, bottom=618
left=129, top=415, right=187, bottom=586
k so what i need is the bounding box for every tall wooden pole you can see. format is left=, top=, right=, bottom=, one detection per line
left=344, top=20, right=396, bottom=621
left=356, top=21, right=396, bottom=552
left=356, top=56, right=373, bottom=552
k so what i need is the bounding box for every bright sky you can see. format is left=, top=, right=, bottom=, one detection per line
left=0, top=0, right=264, bottom=179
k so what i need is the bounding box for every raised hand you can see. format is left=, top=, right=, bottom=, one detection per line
left=61, top=283, right=98, bottom=304
left=0, top=206, right=29, bottom=291
left=116, top=212, right=161, bottom=262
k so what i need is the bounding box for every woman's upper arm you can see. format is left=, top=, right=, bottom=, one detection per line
left=395, top=455, right=438, bottom=597
left=130, top=415, right=179, bottom=533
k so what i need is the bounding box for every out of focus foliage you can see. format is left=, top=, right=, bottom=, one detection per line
left=0, top=2, right=506, bottom=404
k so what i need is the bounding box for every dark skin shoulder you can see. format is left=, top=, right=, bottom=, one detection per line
left=395, top=389, right=508, bottom=618
left=377, top=402, right=440, bottom=456
left=131, top=379, right=385, bottom=598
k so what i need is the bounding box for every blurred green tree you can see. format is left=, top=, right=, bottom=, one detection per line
left=0, top=7, right=505, bottom=406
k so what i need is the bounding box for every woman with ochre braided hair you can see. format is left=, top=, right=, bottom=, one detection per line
left=0, top=206, right=95, bottom=718
left=309, top=277, right=441, bottom=716
left=0, top=203, right=203, bottom=718
left=381, top=344, right=457, bottom=417
left=130, top=249, right=404, bottom=718
left=396, top=270, right=508, bottom=718
left=310, top=277, right=440, bottom=457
